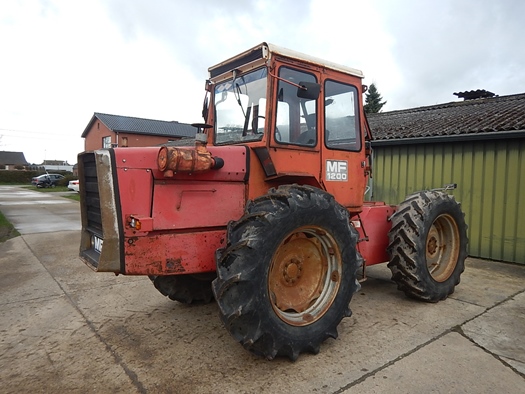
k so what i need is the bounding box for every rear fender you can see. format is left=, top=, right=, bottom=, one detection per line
left=354, top=202, right=397, bottom=266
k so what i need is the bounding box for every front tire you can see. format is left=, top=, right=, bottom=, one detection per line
left=212, top=185, right=361, bottom=360
left=387, top=190, right=468, bottom=302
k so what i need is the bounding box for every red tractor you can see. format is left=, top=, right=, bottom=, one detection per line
left=78, top=43, right=468, bottom=361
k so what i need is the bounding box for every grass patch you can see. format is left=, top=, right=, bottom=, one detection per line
left=27, top=186, right=71, bottom=193
left=0, top=210, right=20, bottom=243
left=63, top=193, right=80, bottom=202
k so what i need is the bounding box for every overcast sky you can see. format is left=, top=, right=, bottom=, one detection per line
left=1, top=0, right=524, bottom=165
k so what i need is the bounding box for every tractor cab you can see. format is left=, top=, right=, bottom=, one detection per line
left=205, top=43, right=371, bottom=211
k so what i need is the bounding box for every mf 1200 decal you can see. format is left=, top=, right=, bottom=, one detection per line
left=325, top=160, right=348, bottom=181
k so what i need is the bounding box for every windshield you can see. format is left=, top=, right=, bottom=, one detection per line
left=214, top=68, right=267, bottom=144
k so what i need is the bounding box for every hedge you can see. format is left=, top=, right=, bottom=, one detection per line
left=58, top=174, right=77, bottom=186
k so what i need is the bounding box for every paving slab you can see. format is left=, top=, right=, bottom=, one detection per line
left=365, top=258, right=525, bottom=309
left=0, top=237, right=63, bottom=304
left=453, top=258, right=525, bottom=307
left=0, top=237, right=138, bottom=393
left=346, top=332, right=525, bottom=393
left=0, top=295, right=138, bottom=393
left=21, top=231, right=144, bottom=295
left=462, top=291, right=525, bottom=375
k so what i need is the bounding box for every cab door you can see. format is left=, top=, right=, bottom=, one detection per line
left=267, top=62, right=322, bottom=180
left=320, top=75, right=368, bottom=211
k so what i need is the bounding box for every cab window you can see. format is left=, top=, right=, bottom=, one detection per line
left=324, top=80, right=361, bottom=151
left=275, top=67, right=318, bottom=147
left=214, top=68, right=267, bottom=144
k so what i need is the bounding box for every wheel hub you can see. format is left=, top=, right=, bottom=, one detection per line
left=283, top=258, right=303, bottom=284
left=268, top=226, right=342, bottom=326
left=426, top=214, right=460, bottom=282
left=427, top=235, right=438, bottom=256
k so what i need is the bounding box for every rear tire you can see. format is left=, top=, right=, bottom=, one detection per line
left=387, top=190, right=468, bottom=302
left=212, top=185, right=361, bottom=360
left=149, top=274, right=215, bottom=304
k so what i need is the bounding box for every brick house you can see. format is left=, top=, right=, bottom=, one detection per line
left=82, top=113, right=197, bottom=150
left=0, top=151, right=29, bottom=170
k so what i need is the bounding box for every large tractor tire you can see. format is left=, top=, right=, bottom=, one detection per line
left=149, top=274, right=215, bottom=304
left=212, top=185, right=361, bottom=361
left=387, top=190, right=468, bottom=302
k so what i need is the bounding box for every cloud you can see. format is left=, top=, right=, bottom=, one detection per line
left=377, top=0, right=525, bottom=109
left=1, top=0, right=524, bottom=164
left=100, top=0, right=311, bottom=71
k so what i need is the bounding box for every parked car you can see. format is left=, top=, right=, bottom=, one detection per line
left=68, top=180, right=80, bottom=192
left=31, top=174, right=64, bottom=188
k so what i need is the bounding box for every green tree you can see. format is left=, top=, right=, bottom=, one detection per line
left=364, top=83, right=387, bottom=113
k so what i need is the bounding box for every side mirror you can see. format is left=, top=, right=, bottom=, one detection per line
left=297, top=81, right=320, bottom=100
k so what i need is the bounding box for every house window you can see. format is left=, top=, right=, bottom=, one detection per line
left=102, top=136, right=112, bottom=148
left=121, top=137, right=128, bottom=147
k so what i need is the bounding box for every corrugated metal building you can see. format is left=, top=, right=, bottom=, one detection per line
left=367, top=92, right=525, bottom=264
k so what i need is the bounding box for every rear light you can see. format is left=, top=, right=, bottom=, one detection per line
left=129, top=218, right=142, bottom=230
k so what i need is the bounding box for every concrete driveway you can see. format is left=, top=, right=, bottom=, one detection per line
left=0, top=186, right=80, bottom=234
left=0, top=185, right=524, bottom=393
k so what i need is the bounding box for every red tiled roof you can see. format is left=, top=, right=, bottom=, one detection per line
left=367, top=93, right=525, bottom=141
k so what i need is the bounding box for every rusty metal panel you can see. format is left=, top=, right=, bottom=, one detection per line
left=371, top=138, right=525, bottom=264
left=151, top=181, right=245, bottom=230
left=124, top=230, right=225, bottom=275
